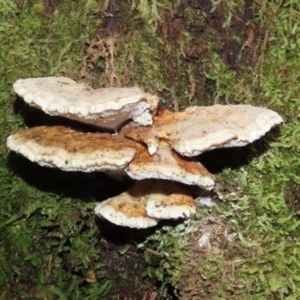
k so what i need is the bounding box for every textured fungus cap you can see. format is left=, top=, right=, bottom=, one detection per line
left=126, top=144, right=215, bottom=190
left=141, top=180, right=196, bottom=219
left=94, top=180, right=196, bottom=227
left=13, top=77, right=158, bottom=130
left=6, top=126, right=142, bottom=172
left=7, top=125, right=215, bottom=189
left=121, top=105, right=283, bottom=156
left=94, top=189, right=158, bottom=229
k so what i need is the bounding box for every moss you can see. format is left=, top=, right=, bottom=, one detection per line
left=2, top=0, right=300, bottom=299
left=139, top=1, right=300, bottom=299
left=0, top=0, right=117, bottom=298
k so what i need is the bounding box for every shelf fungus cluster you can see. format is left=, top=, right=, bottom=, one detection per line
left=7, top=77, right=283, bottom=228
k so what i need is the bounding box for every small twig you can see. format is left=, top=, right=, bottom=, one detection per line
left=145, top=247, right=162, bottom=256
left=170, top=85, right=179, bottom=112
left=106, top=37, right=120, bottom=86
left=253, top=0, right=262, bottom=6
left=188, top=71, right=196, bottom=105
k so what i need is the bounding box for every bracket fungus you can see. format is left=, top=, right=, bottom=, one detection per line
left=94, top=181, right=159, bottom=229
left=7, top=126, right=142, bottom=172
left=7, top=76, right=283, bottom=228
left=94, top=180, right=196, bottom=228
left=126, top=143, right=215, bottom=190
left=121, top=105, right=283, bottom=156
left=13, top=77, right=158, bottom=130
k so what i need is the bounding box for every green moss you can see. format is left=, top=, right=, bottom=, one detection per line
left=0, top=0, right=116, bottom=298
left=139, top=1, right=300, bottom=299
left=2, top=0, right=300, bottom=298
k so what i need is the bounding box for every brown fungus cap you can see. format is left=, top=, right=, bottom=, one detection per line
left=140, top=180, right=196, bottom=219
left=126, top=143, right=215, bottom=190
left=94, top=179, right=196, bottom=228
left=121, top=105, right=283, bottom=157
left=13, top=77, right=158, bottom=130
left=6, top=126, right=214, bottom=189
left=6, top=126, right=142, bottom=172
left=94, top=187, right=158, bottom=229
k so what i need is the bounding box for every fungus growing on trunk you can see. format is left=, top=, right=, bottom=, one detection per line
left=126, top=143, right=215, bottom=190
left=121, top=105, right=283, bottom=156
left=13, top=77, right=158, bottom=130
left=94, top=181, right=159, bottom=229
left=7, top=125, right=142, bottom=172
left=7, top=126, right=214, bottom=188
left=7, top=76, right=283, bottom=228
left=94, top=180, right=196, bottom=228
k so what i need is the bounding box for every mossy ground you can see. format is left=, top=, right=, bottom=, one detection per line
left=1, top=0, right=300, bottom=299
